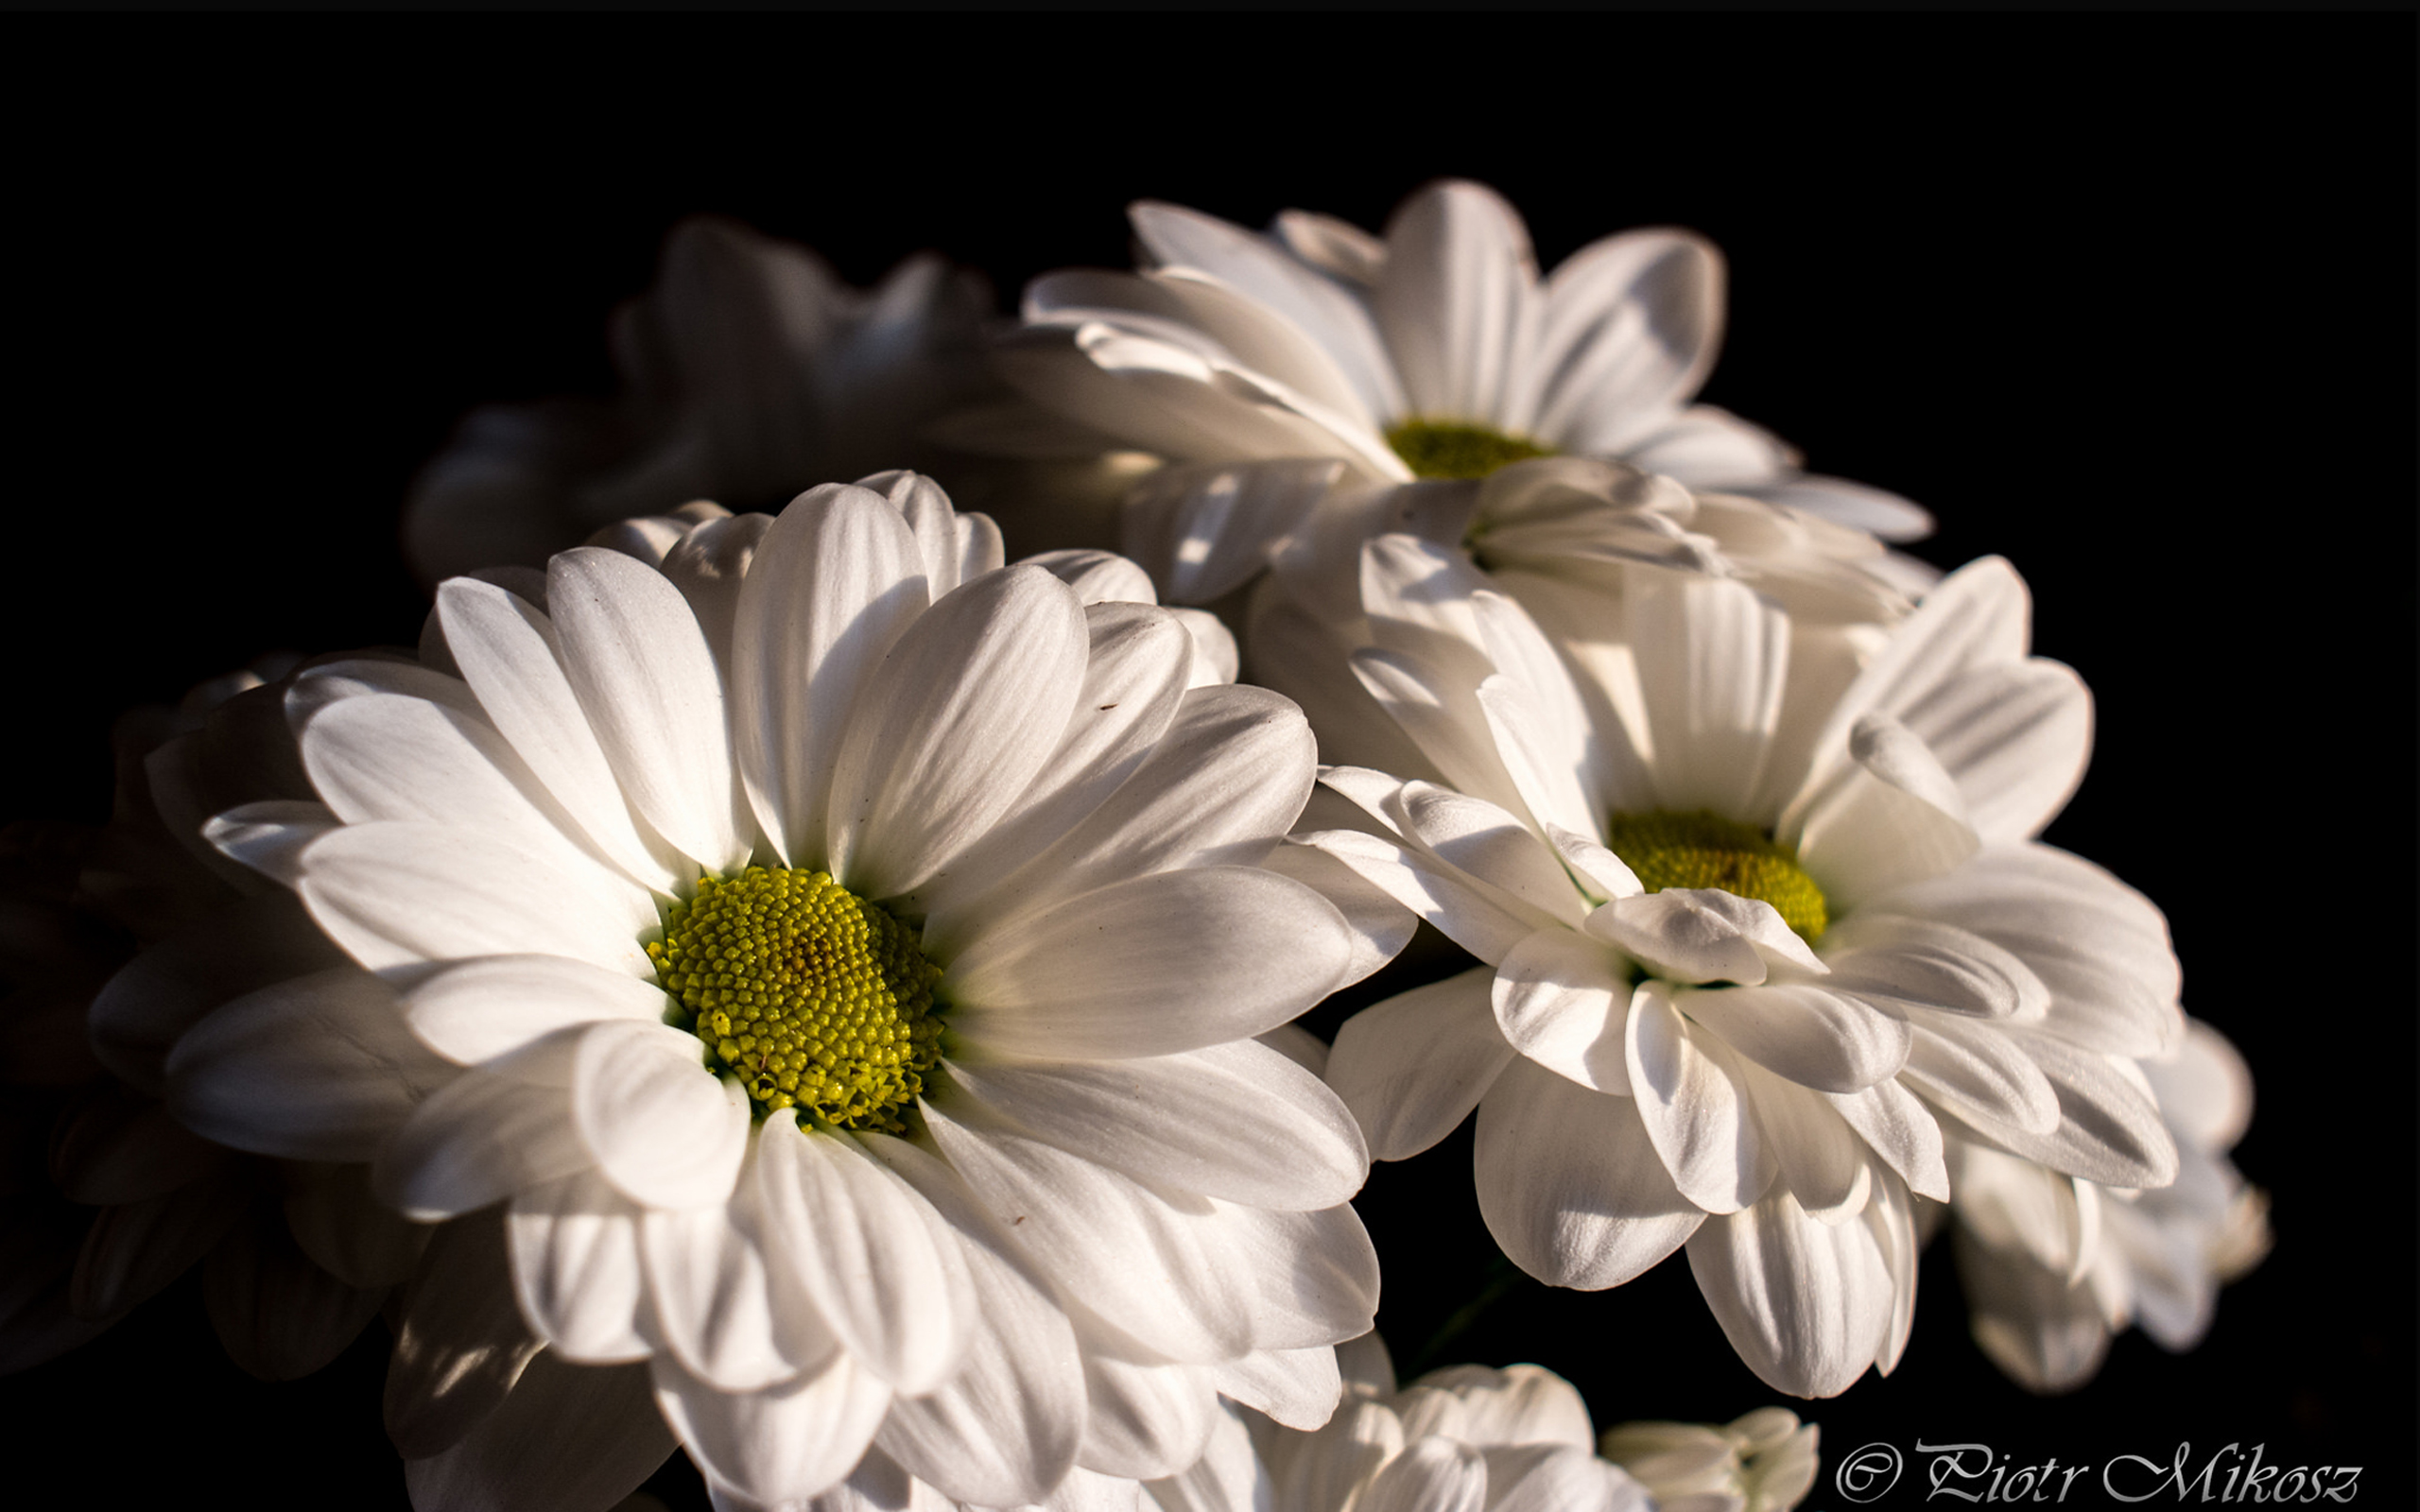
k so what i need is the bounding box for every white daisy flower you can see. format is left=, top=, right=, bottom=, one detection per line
left=405, top=216, right=999, bottom=586
left=1297, top=539, right=2182, bottom=1397
left=1147, top=1332, right=1661, bottom=1512
left=168, top=475, right=1393, bottom=1512
left=991, top=180, right=1928, bottom=610
left=1947, top=1017, right=2269, bottom=1393
left=1599, top=1407, right=1820, bottom=1512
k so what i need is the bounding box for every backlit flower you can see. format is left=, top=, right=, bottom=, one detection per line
left=993, top=180, right=1928, bottom=610
left=171, top=474, right=1390, bottom=1511
left=1300, top=541, right=2182, bottom=1396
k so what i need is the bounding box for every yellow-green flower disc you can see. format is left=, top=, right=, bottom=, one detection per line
left=648, top=867, right=942, bottom=1134
left=1385, top=419, right=1556, bottom=480
left=1603, top=809, right=1829, bottom=945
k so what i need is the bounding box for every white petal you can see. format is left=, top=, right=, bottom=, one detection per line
left=576, top=1021, right=750, bottom=1211
left=642, top=1194, right=824, bottom=1393
left=1474, top=1058, right=1703, bottom=1289
left=1804, top=556, right=2032, bottom=787
left=923, top=1099, right=1252, bottom=1363
left=935, top=682, right=1316, bottom=949
left=1893, top=660, right=2091, bottom=846
left=1735, top=1065, right=1872, bottom=1222
left=1375, top=180, right=1538, bottom=428
left=1898, top=1015, right=2061, bottom=1138
left=298, top=821, right=654, bottom=981
left=1674, top=982, right=1910, bottom=1093
left=549, top=545, right=747, bottom=871
left=1261, top=839, right=1420, bottom=991
left=1814, top=913, right=2049, bottom=1021
left=1588, top=889, right=1821, bottom=988
left=375, top=1069, right=594, bottom=1222
left=1409, top=1362, right=1596, bottom=1448
left=437, top=576, right=689, bottom=894
left=1624, top=985, right=1774, bottom=1213
left=1860, top=844, right=2181, bottom=1058
left=1395, top=783, right=1586, bottom=928
left=1080, top=1356, right=1218, bottom=1481
left=1326, top=967, right=1514, bottom=1161
left=50, top=1088, right=226, bottom=1207
left=406, top=954, right=671, bottom=1068
left=1626, top=570, right=1788, bottom=816
left=1208, top=1199, right=1381, bottom=1349
left=1293, top=828, right=1539, bottom=966
left=942, top=867, right=1353, bottom=1060
left=406, top=1352, right=676, bottom=1512
left=828, top=565, right=1088, bottom=898
left=653, top=1349, right=890, bottom=1507
left=1527, top=229, right=1723, bottom=450
left=1144, top=1401, right=1271, bottom=1512
left=1786, top=715, right=1979, bottom=907
left=862, top=1135, right=1085, bottom=1508
left=1824, top=1079, right=1949, bottom=1202
left=751, top=1116, right=977, bottom=1394
left=507, top=1168, right=652, bottom=1364
left=202, top=1202, right=385, bottom=1383
left=1206, top=1348, right=1343, bottom=1433
left=204, top=799, right=340, bottom=890
left=1965, top=1031, right=2179, bottom=1189
left=1358, top=1435, right=1489, bottom=1512
left=1484, top=1444, right=1647, bottom=1512
left=946, top=1040, right=1367, bottom=1212
left=164, top=966, right=452, bottom=1161
left=729, top=484, right=930, bottom=869
left=915, top=602, right=1196, bottom=940
left=1491, top=928, right=1631, bottom=1093
left=1685, top=1188, right=1893, bottom=1398
left=663, top=511, right=777, bottom=675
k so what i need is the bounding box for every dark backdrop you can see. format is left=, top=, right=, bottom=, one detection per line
left=5, top=21, right=2411, bottom=1510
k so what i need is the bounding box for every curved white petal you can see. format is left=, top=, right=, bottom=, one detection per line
left=751, top=1116, right=977, bottom=1395
left=942, top=866, right=1353, bottom=1061
left=729, top=483, right=930, bottom=870
left=406, top=1352, right=675, bottom=1512
left=165, top=966, right=452, bottom=1161
left=575, top=1020, right=751, bottom=1211
left=1492, top=928, right=1631, bottom=1093
left=1080, top=1355, right=1219, bottom=1481
left=1474, top=1057, right=1703, bottom=1289
left=1326, top=966, right=1516, bottom=1161
left=641, top=1195, right=825, bottom=1393
left=653, top=1348, right=890, bottom=1508
left=1626, top=570, right=1788, bottom=817
left=374, top=1069, right=593, bottom=1221
left=1588, top=888, right=1821, bottom=988
left=1359, top=1435, right=1489, bottom=1512
left=1375, top=180, right=1539, bottom=430
left=828, top=565, right=1088, bottom=898
left=1675, top=982, right=1910, bottom=1093
left=406, top=954, right=672, bottom=1068
left=1685, top=1187, right=1894, bottom=1398
left=1624, top=985, right=1774, bottom=1213
left=507, top=1168, right=653, bottom=1364
left=548, top=545, right=748, bottom=872
left=946, top=1040, right=1367, bottom=1212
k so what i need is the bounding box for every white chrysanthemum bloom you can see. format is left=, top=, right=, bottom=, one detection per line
left=0, top=665, right=423, bottom=1382
left=990, top=180, right=1928, bottom=610
left=1599, top=1409, right=1819, bottom=1512
left=170, top=474, right=1394, bottom=1512
left=1948, top=1017, right=2269, bottom=1393
left=1298, top=539, right=2184, bottom=1396
left=1147, top=1333, right=1657, bottom=1512
left=405, top=215, right=999, bottom=585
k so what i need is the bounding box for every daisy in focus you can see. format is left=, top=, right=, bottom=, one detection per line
left=988, top=180, right=1928, bottom=609
left=168, top=475, right=1396, bottom=1512
left=1946, top=1016, right=2268, bottom=1393
left=1297, top=539, right=2184, bottom=1396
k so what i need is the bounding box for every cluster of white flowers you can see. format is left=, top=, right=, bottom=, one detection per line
left=3, top=180, right=2264, bottom=1511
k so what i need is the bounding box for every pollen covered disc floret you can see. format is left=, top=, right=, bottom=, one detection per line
left=1603, top=809, right=1828, bottom=946
left=648, top=866, right=942, bottom=1133
left=1384, top=418, right=1556, bottom=480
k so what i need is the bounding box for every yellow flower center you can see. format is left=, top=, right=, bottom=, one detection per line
left=1385, top=419, right=1555, bottom=480
left=648, top=867, right=942, bottom=1133
left=1603, top=809, right=1829, bottom=945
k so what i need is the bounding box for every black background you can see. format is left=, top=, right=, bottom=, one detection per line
left=4, top=20, right=2411, bottom=1510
